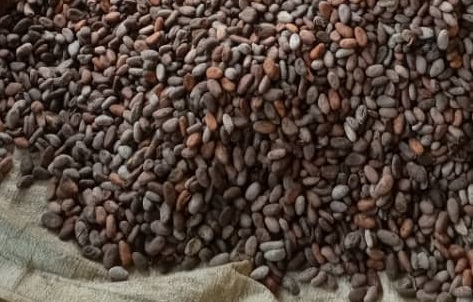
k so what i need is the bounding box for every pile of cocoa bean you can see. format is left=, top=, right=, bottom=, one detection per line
left=1, top=0, right=473, bottom=301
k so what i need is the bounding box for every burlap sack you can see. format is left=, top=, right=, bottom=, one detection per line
left=0, top=150, right=409, bottom=302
